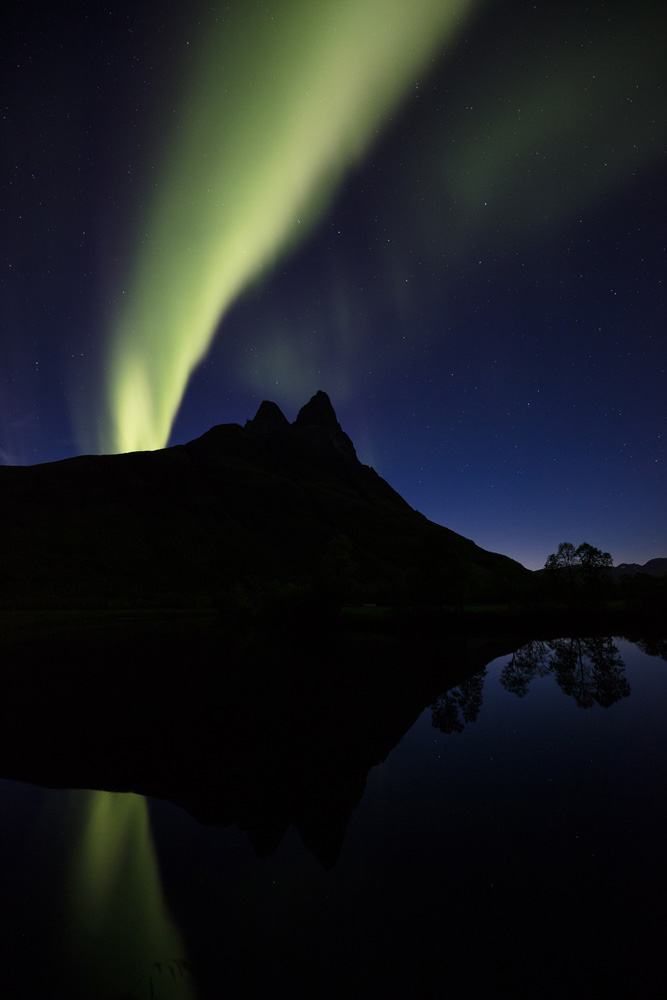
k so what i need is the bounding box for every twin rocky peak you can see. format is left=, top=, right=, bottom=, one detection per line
left=244, top=390, right=358, bottom=462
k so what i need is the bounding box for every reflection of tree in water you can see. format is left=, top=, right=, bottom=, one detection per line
left=500, top=637, right=631, bottom=708
left=500, top=640, right=552, bottom=698
left=431, top=670, right=487, bottom=734
left=551, top=637, right=630, bottom=708
left=631, top=636, right=667, bottom=661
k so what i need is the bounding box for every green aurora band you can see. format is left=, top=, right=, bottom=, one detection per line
left=100, top=0, right=478, bottom=454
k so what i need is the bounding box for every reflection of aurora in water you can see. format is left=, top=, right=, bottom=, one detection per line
left=65, top=790, right=194, bottom=1000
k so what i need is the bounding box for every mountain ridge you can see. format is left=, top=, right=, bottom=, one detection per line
left=1, top=391, right=527, bottom=608
left=611, top=558, right=667, bottom=580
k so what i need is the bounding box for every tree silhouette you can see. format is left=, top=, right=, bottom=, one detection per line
left=576, top=542, right=613, bottom=577
left=544, top=541, right=613, bottom=607
left=544, top=542, right=579, bottom=600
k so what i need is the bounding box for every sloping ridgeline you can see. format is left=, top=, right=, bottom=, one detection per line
left=0, top=391, right=526, bottom=608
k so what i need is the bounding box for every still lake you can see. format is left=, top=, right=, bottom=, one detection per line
left=1, top=633, right=665, bottom=998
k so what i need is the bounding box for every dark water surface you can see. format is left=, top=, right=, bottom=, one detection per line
left=1, top=634, right=665, bottom=998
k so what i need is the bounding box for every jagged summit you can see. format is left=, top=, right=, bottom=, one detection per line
left=294, top=391, right=357, bottom=460
left=294, top=390, right=338, bottom=427
left=245, top=390, right=357, bottom=461
left=245, top=399, right=289, bottom=436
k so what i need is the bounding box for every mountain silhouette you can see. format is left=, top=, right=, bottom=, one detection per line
left=0, top=391, right=526, bottom=608
left=611, top=558, right=667, bottom=580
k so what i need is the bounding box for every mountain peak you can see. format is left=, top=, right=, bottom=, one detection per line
left=294, top=391, right=357, bottom=460
left=245, top=400, right=289, bottom=436
left=294, top=390, right=337, bottom=427
left=240, top=391, right=357, bottom=461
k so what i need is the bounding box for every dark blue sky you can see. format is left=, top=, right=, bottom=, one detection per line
left=2, top=0, right=665, bottom=569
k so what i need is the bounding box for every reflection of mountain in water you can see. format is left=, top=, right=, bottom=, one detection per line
left=0, top=616, right=518, bottom=868
left=501, top=636, right=631, bottom=708
left=0, top=622, right=646, bottom=867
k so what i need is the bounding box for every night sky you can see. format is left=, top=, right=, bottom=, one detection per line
left=2, top=0, right=665, bottom=569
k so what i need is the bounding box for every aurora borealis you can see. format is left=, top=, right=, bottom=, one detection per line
left=2, top=0, right=666, bottom=568
left=98, top=0, right=478, bottom=455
